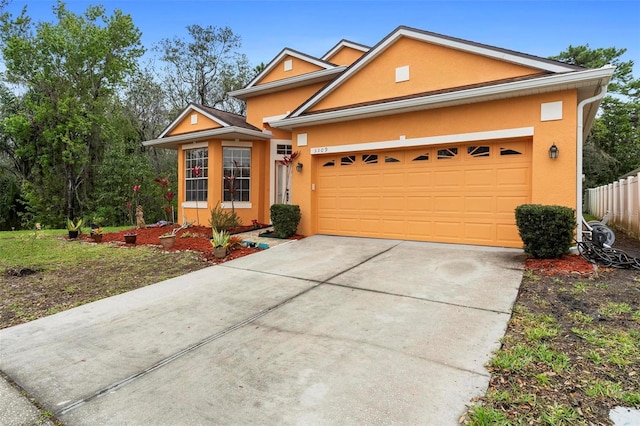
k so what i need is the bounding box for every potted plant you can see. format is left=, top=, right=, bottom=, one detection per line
left=211, top=229, right=230, bottom=258
left=159, top=232, right=175, bottom=249
left=67, top=218, right=83, bottom=239
left=158, top=223, right=189, bottom=250
left=91, top=227, right=103, bottom=243
left=124, top=232, right=137, bottom=244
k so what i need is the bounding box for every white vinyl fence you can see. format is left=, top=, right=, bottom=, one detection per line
left=585, top=171, right=640, bottom=238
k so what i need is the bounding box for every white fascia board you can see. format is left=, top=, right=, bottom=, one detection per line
left=158, top=104, right=229, bottom=138
left=274, top=67, right=614, bottom=129
left=290, top=27, right=580, bottom=118
left=322, top=40, right=370, bottom=61
left=143, top=127, right=272, bottom=149
left=309, top=127, right=534, bottom=155
left=398, top=28, right=577, bottom=73
left=262, top=113, right=289, bottom=124
left=229, top=67, right=346, bottom=100
left=243, top=48, right=337, bottom=90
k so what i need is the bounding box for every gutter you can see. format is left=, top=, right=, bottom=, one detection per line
left=142, top=127, right=272, bottom=148
left=576, top=83, right=609, bottom=242
left=274, top=67, right=615, bottom=129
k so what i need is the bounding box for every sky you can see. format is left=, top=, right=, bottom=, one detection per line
left=2, top=0, right=640, bottom=75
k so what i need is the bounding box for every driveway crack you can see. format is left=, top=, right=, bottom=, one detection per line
left=54, top=243, right=399, bottom=417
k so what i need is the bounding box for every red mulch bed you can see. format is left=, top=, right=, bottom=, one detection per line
left=525, top=254, right=595, bottom=275
left=78, top=224, right=269, bottom=264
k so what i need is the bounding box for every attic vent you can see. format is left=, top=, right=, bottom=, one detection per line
left=284, top=59, right=293, bottom=72
left=191, top=114, right=198, bottom=125
left=395, top=65, right=410, bottom=83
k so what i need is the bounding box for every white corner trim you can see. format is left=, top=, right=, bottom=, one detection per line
left=222, top=141, right=253, bottom=147
left=182, top=202, right=209, bottom=209
left=541, top=101, right=563, bottom=121
left=221, top=202, right=252, bottom=209
left=309, top=127, right=534, bottom=155
left=181, top=141, right=209, bottom=150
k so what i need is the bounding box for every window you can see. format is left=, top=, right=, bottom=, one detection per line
left=385, top=156, right=401, bottom=163
left=500, top=147, right=523, bottom=156
left=412, top=153, right=430, bottom=162
left=185, top=148, right=208, bottom=202
left=467, top=146, right=490, bottom=158
left=437, top=147, right=458, bottom=159
left=362, top=154, right=378, bottom=164
left=322, top=160, right=336, bottom=167
left=223, top=147, right=251, bottom=202
left=341, top=155, right=356, bottom=166
left=276, top=144, right=292, bottom=155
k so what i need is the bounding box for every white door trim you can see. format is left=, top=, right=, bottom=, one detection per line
left=270, top=139, right=293, bottom=205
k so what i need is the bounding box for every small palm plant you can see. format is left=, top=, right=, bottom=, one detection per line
left=211, top=228, right=231, bottom=259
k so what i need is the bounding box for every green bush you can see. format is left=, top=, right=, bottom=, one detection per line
left=209, top=202, right=240, bottom=232
left=270, top=204, right=301, bottom=238
left=515, top=204, right=575, bottom=259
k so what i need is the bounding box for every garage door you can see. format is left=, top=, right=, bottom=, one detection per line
left=316, top=139, right=531, bottom=247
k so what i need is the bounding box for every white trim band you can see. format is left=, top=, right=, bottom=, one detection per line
left=310, top=127, right=534, bottom=155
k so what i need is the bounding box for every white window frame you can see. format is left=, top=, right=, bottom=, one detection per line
left=183, top=145, right=208, bottom=207
left=222, top=146, right=252, bottom=208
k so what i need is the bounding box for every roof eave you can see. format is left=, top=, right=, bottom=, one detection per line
left=143, top=127, right=273, bottom=150
left=229, top=67, right=347, bottom=100
left=271, top=67, right=614, bottom=130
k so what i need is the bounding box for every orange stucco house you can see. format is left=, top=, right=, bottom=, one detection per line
left=143, top=26, right=614, bottom=248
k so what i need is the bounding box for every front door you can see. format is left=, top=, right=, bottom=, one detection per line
left=275, top=162, right=291, bottom=204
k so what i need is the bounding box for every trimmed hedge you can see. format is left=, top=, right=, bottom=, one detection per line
left=270, top=204, right=301, bottom=238
left=515, top=204, right=575, bottom=259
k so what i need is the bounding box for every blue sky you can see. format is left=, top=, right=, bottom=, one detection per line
left=4, top=0, right=640, bottom=74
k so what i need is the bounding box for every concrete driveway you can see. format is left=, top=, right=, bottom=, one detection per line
left=0, top=235, right=525, bottom=425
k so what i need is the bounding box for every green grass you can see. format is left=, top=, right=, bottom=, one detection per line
left=1, top=227, right=207, bottom=330
left=0, top=227, right=130, bottom=271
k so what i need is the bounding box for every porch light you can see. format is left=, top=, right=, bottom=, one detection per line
left=296, top=162, right=303, bottom=172
left=549, top=144, right=559, bottom=159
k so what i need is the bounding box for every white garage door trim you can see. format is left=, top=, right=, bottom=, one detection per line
left=309, top=126, right=534, bottom=155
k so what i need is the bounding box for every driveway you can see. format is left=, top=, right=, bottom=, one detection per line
left=0, top=235, right=525, bottom=425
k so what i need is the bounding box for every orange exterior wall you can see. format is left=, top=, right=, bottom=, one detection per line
left=311, top=37, right=545, bottom=112
left=245, top=82, right=327, bottom=137
left=177, top=140, right=270, bottom=228
left=168, top=113, right=221, bottom=136
left=258, top=56, right=325, bottom=85
left=291, top=90, right=579, bottom=237
left=325, top=47, right=366, bottom=66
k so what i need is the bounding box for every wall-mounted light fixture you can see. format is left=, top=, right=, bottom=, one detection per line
left=549, top=144, right=559, bottom=159
left=296, top=162, right=303, bottom=172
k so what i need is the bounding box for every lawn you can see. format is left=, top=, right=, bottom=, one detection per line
left=0, top=227, right=209, bottom=329
left=463, top=231, right=640, bottom=425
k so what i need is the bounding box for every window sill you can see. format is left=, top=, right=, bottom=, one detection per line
left=221, top=202, right=252, bottom=209
left=182, top=202, right=208, bottom=209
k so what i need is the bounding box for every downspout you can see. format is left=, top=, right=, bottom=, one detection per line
left=576, top=83, right=608, bottom=242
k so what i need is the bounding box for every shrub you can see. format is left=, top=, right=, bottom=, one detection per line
left=515, top=204, right=575, bottom=259
left=270, top=204, right=301, bottom=238
left=209, top=202, right=240, bottom=232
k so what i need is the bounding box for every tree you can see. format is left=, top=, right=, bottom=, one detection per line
left=551, top=45, right=640, bottom=186
left=155, top=24, right=253, bottom=114
left=0, top=1, right=144, bottom=226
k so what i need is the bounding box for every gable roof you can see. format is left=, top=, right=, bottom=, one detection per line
left=142, top=103, right=270, bottom=149
left=321, top=39, right=370, bottom=62
left=158, top=103, right=260, bottom=138
left=234, top=47, right=337, bottom=97
left=287, top=26, right=586, bottom=119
